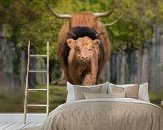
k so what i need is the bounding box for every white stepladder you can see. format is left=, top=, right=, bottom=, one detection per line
left=24, top=41, right=49, bottom=124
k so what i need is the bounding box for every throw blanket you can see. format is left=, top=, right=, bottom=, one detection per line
left=42, top=98, right=163, bottom=130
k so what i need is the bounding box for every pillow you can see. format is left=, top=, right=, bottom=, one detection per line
left=109, top=83, right=136, bottom=88
left=84, top=92, right=125, bottom=99
left=108, top=83, right=150, bottom=102
left=138, top=83, right=149, bottom=102
left=111, top=84, right=139, bottom=99
left=66, top=82, right=108, bottom=103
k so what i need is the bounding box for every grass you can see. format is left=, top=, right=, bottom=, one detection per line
left=0, top=85, right=67, bottom=113
left=149, top=91, right=163, bottom=108
left=0, top=85, right=162, bottom=113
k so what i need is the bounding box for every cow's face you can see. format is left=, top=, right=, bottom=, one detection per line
left=67, top=36, right=100, bottom=63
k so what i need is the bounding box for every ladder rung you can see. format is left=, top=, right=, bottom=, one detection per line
left=27, top=104, right=47, bottom=107
left=29, top=70, right=47, bottom=73
left=28, top=89, right=47, bottom=91
left=30, top=55, right=47, bottom=57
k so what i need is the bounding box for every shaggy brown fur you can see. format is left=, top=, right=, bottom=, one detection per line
left=67, top=36, right=100, bottom=85
left=70, top=13, right=97, bottom=28
left=57, top=12, right=111, bottom=85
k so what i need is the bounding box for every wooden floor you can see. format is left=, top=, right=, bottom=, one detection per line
left=0, top=113, right=47, bottom=130
left=0, top=122, right=43, bottom=130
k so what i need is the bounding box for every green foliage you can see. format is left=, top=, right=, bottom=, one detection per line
left=0, top=0, right=163, bottom=59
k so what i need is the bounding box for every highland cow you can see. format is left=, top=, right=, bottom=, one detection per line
left=47, top=2, right=121, bottom=85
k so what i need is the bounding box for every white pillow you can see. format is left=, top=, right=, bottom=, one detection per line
left=138, top=83, right=149, bottom=102
left=66, top=82, right=108, bottom=103
left=66, top=82, right=76, bottom=103
left=109, top=83, right=136, bottom=88
left=108, top=82, right=150, bottom=102
left=84, top=92, right=126, bottom=99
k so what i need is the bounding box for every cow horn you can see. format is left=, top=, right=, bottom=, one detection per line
left=46, top=3, right=71, bottom=19
left=104, top=14, right=123, bottom=27
left=104, top=13, right=122, bottom=27
left=94, top=0, right=117, bottom=18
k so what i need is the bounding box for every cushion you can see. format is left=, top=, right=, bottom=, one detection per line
left=108, top=82, right=150, bottom=102
left=66, top=82, right=108, bottom=103
left=138, top=83, right=149, bottom=102
left=84, top=92, right=126, bottom=99
left=111, top=84, right=139, bottom=99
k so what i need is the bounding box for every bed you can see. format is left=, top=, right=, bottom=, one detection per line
left=42, top=82, right=163, bottom=130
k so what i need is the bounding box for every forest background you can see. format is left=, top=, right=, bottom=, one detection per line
left=0, top=0, right=163, bottom=57
left=0, top=0, right=163, bottom=112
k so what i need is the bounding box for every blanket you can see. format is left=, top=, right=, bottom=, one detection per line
left=42, top=98, right=163, bottom=130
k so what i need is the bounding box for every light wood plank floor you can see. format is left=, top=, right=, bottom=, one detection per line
left=0, top=113, right=46, bottom=130
left=0, top=122, right=43, bottom=130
